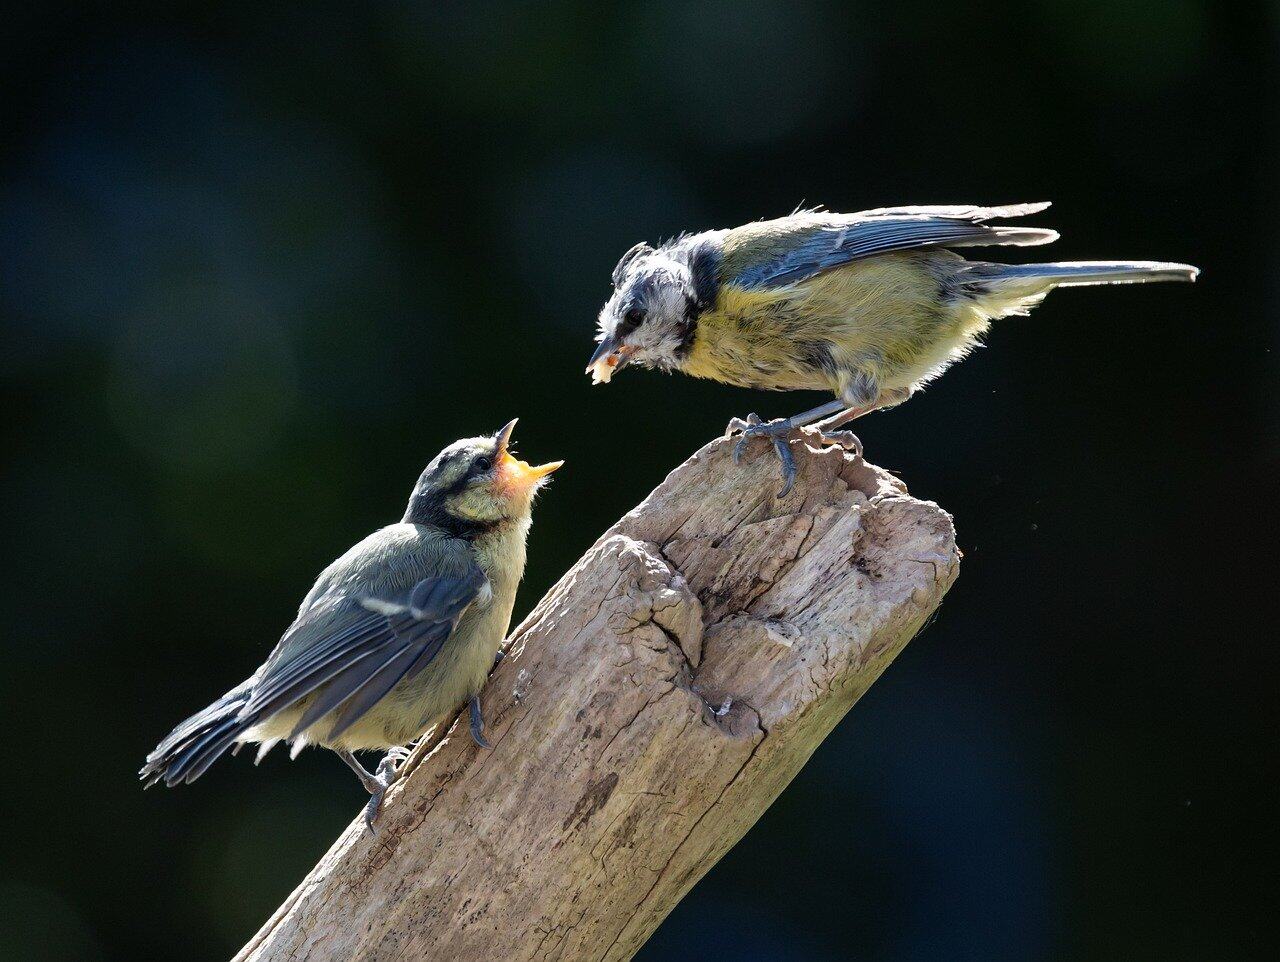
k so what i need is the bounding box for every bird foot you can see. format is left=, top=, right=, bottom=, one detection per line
left=725, top=414, right=798, bottom=498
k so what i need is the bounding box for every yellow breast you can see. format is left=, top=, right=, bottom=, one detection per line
left=683, top=285, right=823, bottom=391
left=683, top=254, right=974, bottom=395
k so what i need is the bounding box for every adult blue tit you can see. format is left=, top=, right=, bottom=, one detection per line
left=587, top=203, right=1198, bottom=494
left=141, top=420, right=562, bottom=829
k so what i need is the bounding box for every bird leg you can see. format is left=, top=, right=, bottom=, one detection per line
left=469, top=695, right=492, bottom=749
left=337, top=748, right=383, bottom=794
left=463, top=650, right=507, bottom=749
left=724, top=398, right=853, bottom=498
left=338, top=747, right=411, bottom=832
left=796, top=387, right=914, bottom=465
left=810, top=404, right=874, bottom=452
left=816, top=386, right=913, bottom=436
left=726, top=386, right=913, bottom=496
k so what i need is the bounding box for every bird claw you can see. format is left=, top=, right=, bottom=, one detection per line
left=359, top=748, right=412, bottom=832
left=469, top=695, right=492, bottom=749
left=725, top=412, right=764, bottom=435
left=382, top=745, right=412, bottom=768
left=725, top=415, right=798, bottom=497
left=363, top=786, right=388, bottom=833
left=725, top=413, right=764, bottom=464
left=818, top=429, right=862, bottom=459
left=361, top=758, right=401, bottom=833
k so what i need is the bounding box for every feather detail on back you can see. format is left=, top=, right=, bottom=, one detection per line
left=723, top=203, right=1058, bottom=290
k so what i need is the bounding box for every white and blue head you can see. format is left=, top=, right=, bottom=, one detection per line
left=587, top=236, right=719, bottom=384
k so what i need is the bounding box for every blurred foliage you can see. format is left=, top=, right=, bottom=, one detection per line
left=0, top=1, right=1276, bottom=959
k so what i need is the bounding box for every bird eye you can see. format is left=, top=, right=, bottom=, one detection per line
left=622, top=307, right=644, bottom=329
left=473, top=456, right=492, bottom=473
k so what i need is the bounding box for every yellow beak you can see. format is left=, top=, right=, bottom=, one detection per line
left=501, top=452, right=564, bottom=484
left=493, top=418, right=563, bottom=490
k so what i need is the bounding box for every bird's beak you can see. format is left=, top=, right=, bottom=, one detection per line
left=494, top=418, right=563, bottom=490
left=494, top=418, right=519, bottom=457
left=586, top=338, right=635, bottom=385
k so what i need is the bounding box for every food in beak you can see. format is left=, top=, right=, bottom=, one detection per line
left=588, top=355, right=617, bottom=385
left=585, top=340, right=633, bottom=385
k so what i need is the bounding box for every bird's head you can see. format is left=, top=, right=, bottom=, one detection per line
left=587, top=241, right=701, bottom=384
left=405, top=419, right=562, bottom=532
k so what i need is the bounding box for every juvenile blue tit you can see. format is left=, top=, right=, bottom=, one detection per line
left=587, top=202, right=1199, bottom=494
left=141, top=420, right=561, bottom=829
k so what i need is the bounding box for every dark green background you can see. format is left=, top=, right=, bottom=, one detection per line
left=2, top=2, right=1275, bottom=959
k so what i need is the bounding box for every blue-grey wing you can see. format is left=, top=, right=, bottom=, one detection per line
left=241, top=565, right=488, bottom=741
left=725, top=202, right=1059, bottom=289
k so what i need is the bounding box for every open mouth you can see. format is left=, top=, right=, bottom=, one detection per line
left=494, top=419, right=563, bottom=489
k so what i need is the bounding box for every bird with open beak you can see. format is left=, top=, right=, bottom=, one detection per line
left=588, top=203, right=1198, bottom=495
left=141, top=419, right=561, bottom=829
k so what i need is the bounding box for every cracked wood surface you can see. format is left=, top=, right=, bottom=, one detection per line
left=235, top=431, right=960, bottom=962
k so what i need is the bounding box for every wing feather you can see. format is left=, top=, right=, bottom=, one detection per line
left=324, top=636, right=445, bottom=741
left=725, top=203, right=1059, bottom=289
left=242, top=565, right=488, bottom=740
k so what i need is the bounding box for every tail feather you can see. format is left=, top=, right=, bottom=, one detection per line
left=860, top=201, right=1053, bottom=221
left=983, top=260, right=1200, bottom=286
left=140, top=681, right=254, bottom=788
left=963, top=259, right=1199, bottom=318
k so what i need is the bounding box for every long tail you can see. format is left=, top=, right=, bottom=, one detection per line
left=963, top=260, right=1200, bottom=317
left=140, top=681, right=254, bottom=788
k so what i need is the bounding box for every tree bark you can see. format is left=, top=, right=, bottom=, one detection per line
left=235, top=432, right=959, bottom=962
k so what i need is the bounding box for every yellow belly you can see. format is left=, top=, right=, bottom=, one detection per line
left=684, top=253, right=989, bottom=397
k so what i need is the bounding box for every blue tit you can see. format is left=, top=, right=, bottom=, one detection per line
left=141, top=420, right=562, bottom=829
left=587, top=202, right=1198, bottom=494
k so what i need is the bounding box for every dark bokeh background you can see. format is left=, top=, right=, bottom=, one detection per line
left=2, top=2, right=1277, bottom=959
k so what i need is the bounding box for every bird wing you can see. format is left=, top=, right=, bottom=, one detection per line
left=722, top=202, right=1059, bottom=289
left=240, top=563, right=488, bottom=742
